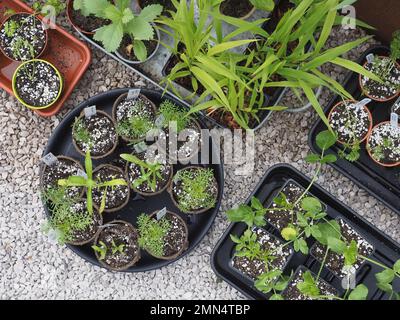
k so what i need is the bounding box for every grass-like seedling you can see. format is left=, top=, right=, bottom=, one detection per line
left=137, top=213, right=170, bottom=257
left=158, top=100, right=190, bottom=132
left=72, top=117, right=93, bottom=148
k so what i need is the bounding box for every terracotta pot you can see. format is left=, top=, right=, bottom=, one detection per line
left=328, top=99, right=373, bottom=145
left=168, top=166, right=218, bottom=214
left=92, top=164, right=131, bottom=213
left=359, top=56, right=400, bottom=102
left=93, top=220, right=141, bottom=271
left=366, top=121, right=400, bottom=168
left=0, top=12, right=48, bottom=62
left=72, top=110, right=119, bottom=160
left=112, top=92, right=157, bottom=143
left=144, top=211, right=189, bottom=260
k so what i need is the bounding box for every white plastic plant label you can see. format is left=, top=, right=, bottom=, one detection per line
left=127, top=89, right=141, bottom=101
left=341, top=266, right=356, bottom=290
left=84, top=105, right=97, bottom=118
left=42, top=153, right=58, bottom=166
left=156, top=207, right=167, bottom=220
left=391, top=112, right=399, bottom=129
left=155, top=114, right=165, bottom=128
left=134, top=141, right=148, bottom=154
left=355, top=98, right=371, bottom=108
left=366, top=53, right=374, bottom=63
left=76, top=169, right=88, bottom=179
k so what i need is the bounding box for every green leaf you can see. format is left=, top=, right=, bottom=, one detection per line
left=133, top=40, right=147, bottom=62
left=321, top=154, right=337, bottom=164
left=376, top=282, right=393, bottom=294
left=348, top=284, right=368, bottom=300
left=125, top=16, right=154, bottom=40
left=138, top=4, right=163, bottom=22
left=375, top=269, right=395, bottom=285
left=327, top=237, right=346, bottom=254
left=301, top=197, right=322, bottom=214
left=84, top=150, right=92, bottom=179
left=393, top=260, right=400, bottom=273
left=305, top=153, right=321, bottom=163
left=94, top=23, right=124, bottom=52
left=281, top=227, right=297, bottom=241
left=316, top=130, right=337, bottom=151
left=313, top=220, right=341, bottom=246
left=343, top=240, right=358, bottom=266
left=269, top=294, right=284, bottom=300
left=207, top=39, right=256, bottom=56
left=82, top=0, right=111, bottom=19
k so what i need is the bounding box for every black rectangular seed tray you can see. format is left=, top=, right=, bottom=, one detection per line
left=42, top=88, right=224, bottom=272
left=210, top=164, right=400, bottom=300
left=72, top=0, right=288, bottom=130
left=309, top=45, right=400, bottom=216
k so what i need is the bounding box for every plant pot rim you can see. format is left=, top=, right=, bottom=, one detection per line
left=0, top=12, right=49, bottom=62
left=124, top=153, right=173, bottom=197
left=93, top=220, right=141, bottom=271
left=168, top=165, right=218, bottom=214
left=92, top=163, right=131, bottom=213
left=12, top=59, right=63, bottom=110
left=112, top=91, right=157, bottom=143
left=66, top=0, right=96, bottom=35
left=144, top=210, right=189, bottom=260
left=359, top=55, right=400, bottom=102
left=72, top=110, right=119, bottom=160
left=366, top=121, right=400, bottom=167
left=220, top=1, right=256, bottom=20
left=39, top=155, right=85, bottom=199
left=328, top=99, right=373, bottom=145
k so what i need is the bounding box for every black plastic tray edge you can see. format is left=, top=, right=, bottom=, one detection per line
left=210, top=163, right=400, bottom=300
left=43, top=87, right=225, bottom=273
left=307, top=45, right=400, bottom=216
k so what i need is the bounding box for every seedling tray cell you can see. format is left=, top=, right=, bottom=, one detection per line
left=211, top=164, right=400, bottom=300
left=309, top=46, right=400, bottom=216
left=0, top=0, right=91, bottom=117
left=42, top=88, right=224, bottom=272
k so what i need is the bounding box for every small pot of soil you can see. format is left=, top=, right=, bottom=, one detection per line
left=137, top=211, right=189, bottom=260
left=115, top=29, right=160, bottom=64
left=391, top=99, right=400, bottom=117
left=220, top=0, right=255, bottom=20
left=93, top=220, right=140, bottom=271
left=265, top=180, right=327, bottom=233
left=112, top=92, right=157, bottom=143
left=310, top=218, right=374, bottom=279
left=366, top=121, right=400, bottom=167
left=40, top=155, right=84, bottom=199
left=72, top=110, right=118, bottom=159
left=232, top=227, right=293, bottom=281
left=328, top=100, right=373, bottom=145
left=169, top=166, right=218, bottom=214
left=0, top=13, right=47, bottom=61
left=66, top=199, right=103, bottom=246
left=281, top=266, right=339, bottom=300
left=12, top=59, right=63, bottom=110
left=138, top=0, right=176, bottom=16
left=66, top=0, right=109, bottom=35
left=359, top=55, right=400, bottom=102
left=92, top=164, right=130, bottom=213
left=124, top=151, right=173, bottom=197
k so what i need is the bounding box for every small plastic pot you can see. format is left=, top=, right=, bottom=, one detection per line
left=169, top=166, right=218, bottom=214
left=66, top=0, right=94, bottom=35
left=92, top=164, right=131, bottom=213
left=145, top=211, right=189, bottom=260
left=72, top=110, right=119, bottom=160
left=12, top=59, right=63, bottom=110
left=0, top=12, right=48, bottom=62
left=220, top=0, right=255, bottom=20
left=328, top=99, right=373, bottom=145
left=93, top=220, right=141, bottom=271
left=112, top=92, right=157, bottom=143
left=359, top=56, right=400, bottom=102
left=366, top=121, right=400, bottom=168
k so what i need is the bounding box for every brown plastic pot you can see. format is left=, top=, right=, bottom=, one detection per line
left=366, top=121, right=400, bottom=168
left=66, top=0, right=95, bottom=35
left=145, top=211, right=189, bottom=260
left=328, top=99, right=373, bottom=145
left=93, top=220, right=141, bottom=271
left=124, top=154, right=173, bottom=197
left=92, top=164, right=131, bottom=213
left=39, top=155, right=85, bottom=198
left=169, top=166, right=218, bottom=215
left=0, top=12, right=48, bottom=62
left=359, top=56, right=400, bottom=102
left=72, top=110, right=119, bottom=160
left=112, top=92, right=157, bottom=143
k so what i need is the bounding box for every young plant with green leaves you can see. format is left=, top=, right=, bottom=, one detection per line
left=78, top=0, right=162, bottom=61
left=92, top=241, right=107, bottom=260
left=158, top=100, right=191, bottom=132
left=137, top=213, right=170, bottom=257
left=58, top=150, right=127, bottom=214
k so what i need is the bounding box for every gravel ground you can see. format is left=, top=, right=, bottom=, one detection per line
left=0, top=11, right=399, bottom=300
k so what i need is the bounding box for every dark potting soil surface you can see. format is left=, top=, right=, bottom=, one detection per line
left=69, top=201, right=102, bottom=244
left=0, top=13, right=46, bottom=60
left=367, top=123, right=400, bottom=165
left=92, top=165, right=130, bottom=210
left=220, top=0, right=253, bottom=18
left=211, top=164, right=400, bottom=300
left=96, top=222, right=140, bottom=270
left=15, top=61, right=61, bottom=107
left=117, top=35, right=158, bottom=62
left=73, top=113, right=117, bottom=157
left=161, top=212, right=187, bottom=257
left=309, top=46, right=400, bottom=216
left=42, top=88, right=223, bottom=272
left=70, top=9, right=108, bottom=33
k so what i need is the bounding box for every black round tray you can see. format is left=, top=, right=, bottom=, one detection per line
left=42, top=88, right=224, bottom=272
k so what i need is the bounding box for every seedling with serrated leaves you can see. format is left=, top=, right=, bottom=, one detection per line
left=58, top=150, right=127, bottom=214
left=226, top=197, right=266, bottom=228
